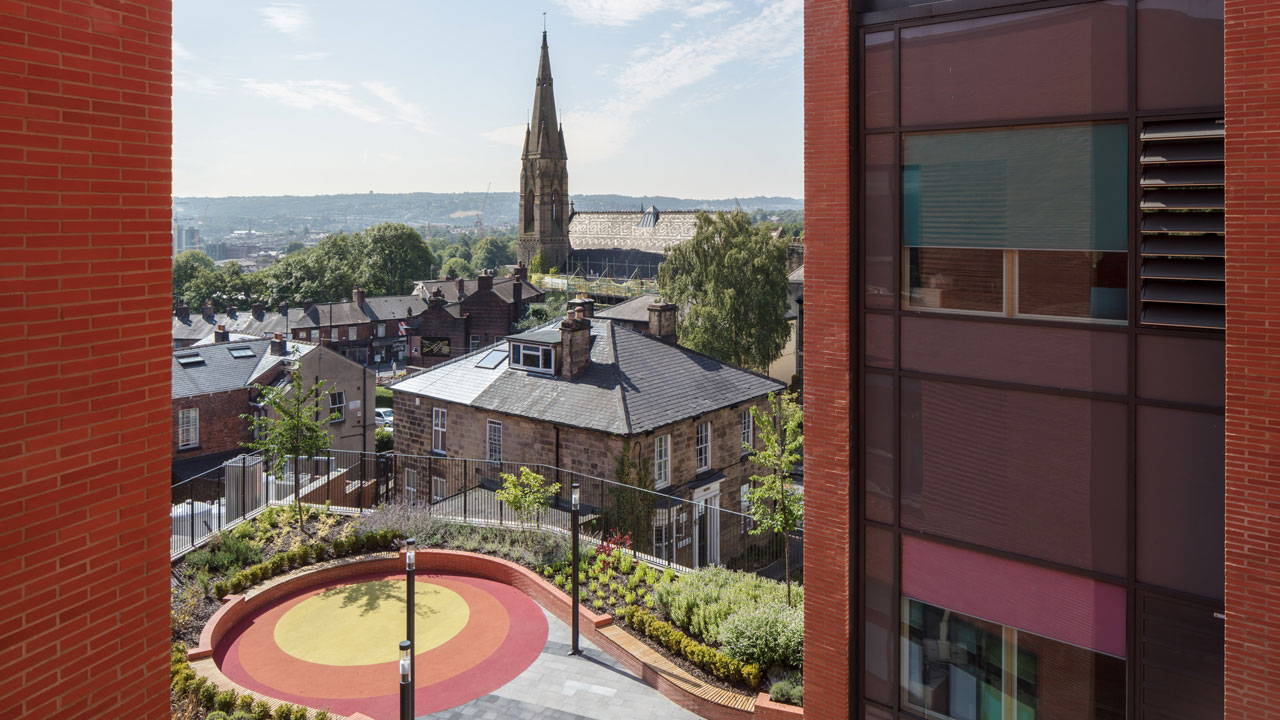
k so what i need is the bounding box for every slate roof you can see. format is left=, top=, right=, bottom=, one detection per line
left=411, top=276, right=542, bottom=305
left=173, top=309, right=288, bottom=342
left=596, top=294, right=662, bottom=323
left=172, top=338, right=316, bottom=399
left=392, top=318, right=784, bottom=435
left=191, top=332, right=258, bottom=346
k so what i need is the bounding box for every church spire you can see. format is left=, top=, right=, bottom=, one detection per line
left=518, top=30, right=570, bottom=272
left=528, top=30, right=563, bottom=158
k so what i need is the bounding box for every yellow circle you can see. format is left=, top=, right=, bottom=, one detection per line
left=274, top=580, right=470, bottom=666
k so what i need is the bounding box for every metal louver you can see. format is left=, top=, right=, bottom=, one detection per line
left=1139, top=119, right=1225, bottom=330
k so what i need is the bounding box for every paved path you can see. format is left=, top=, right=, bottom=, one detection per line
left=422, top=608, right=700, bottom=720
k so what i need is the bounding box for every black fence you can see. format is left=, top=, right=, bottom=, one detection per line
left=170, top=450, right=801, bottom=579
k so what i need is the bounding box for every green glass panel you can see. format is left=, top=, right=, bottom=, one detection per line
left=903, top=124, right=1128, bottom=251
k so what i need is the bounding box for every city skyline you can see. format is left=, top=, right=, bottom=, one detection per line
left=174, top=1, right=803, bottom=200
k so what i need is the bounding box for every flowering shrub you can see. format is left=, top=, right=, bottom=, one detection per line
left=653, top=566, right=801, bottom=645
left=718, top=602, right=804, bottom=670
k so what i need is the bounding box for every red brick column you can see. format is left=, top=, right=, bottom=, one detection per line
left=1224, top=3, right=1280, bottom=717
left=0, top=2, right=173, bottom=718
left=802, top=0, right=852, bottom=718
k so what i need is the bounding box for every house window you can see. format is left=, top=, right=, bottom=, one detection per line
left=348, top=326, right=357, bottom=341
left=378, top=323, right=386, bottom=338
left=329, top=391, right=345, bottom=423
left=654, top=435, right=670, bottom=489
left=487, top=420, right=502, bottom=464
left=178, top=408, right=198, bottom=449
left=740, top=410, right=753, bottom=454
left=432, top=408, right=446, bottom=453
left=903, top=124, right=1128, bottom=323
left=432, top=477, right=446, bottom=502
left=696, top=421, right=711, bottom=472
left=509, top=342, right=554, bottom=373
left=470, top=335, right=481, bottom=353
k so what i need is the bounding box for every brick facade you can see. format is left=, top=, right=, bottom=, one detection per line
left=0, top=2, right=174, bottom=718
left=172, top=387, right=253, bottom=457
left=1224, top=1, right=1280, bottom=716
left=801, top=0, right=853, bottom=717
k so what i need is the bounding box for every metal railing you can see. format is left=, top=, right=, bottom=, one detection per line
left=170, top=449, right=801, bottom=579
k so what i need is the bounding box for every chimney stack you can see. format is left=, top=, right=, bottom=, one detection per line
left=252, top=302, right=264, bottom=317
left=511, top=275, right=523, bottom=320
left=270, top=332, right=287, bottom=356
left=477, top=270, right=493, bottom=292
left=227, top=305, right=236, bottom=317
left=513, top=261, right=528, bottom=281
left=303, top=298, right=315, bottom=313
left=567, top=293, right=595, bottom=319
left=202, top=301, right=214, bottom=320
left=427, top=287, right=447, bottom=309
left=353, top=286, right=365, bottom=305
left=174, top=302, right=188, bottom=318
left=278, top=301, right=289, bottom=315
left=647, top=302, right=678, bottom=344
left=559, top=308, right=592, bottom=380
left=214, top=324, right=230, bottom=343
left=455, top=278, right=465, bottom=297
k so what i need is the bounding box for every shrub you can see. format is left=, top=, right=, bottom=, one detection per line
left=215, top=689, right=237, bottom=712
left=171, top=668, right=196, bottom=694
left=593, top=598, right=603, bottom=610
left=274, top=703, right=297, bottom=720
left=230, top=712, right=255, bottom=720
left=268, top=554, right=287, bottom=575
left=314, top=711, right=333, bottom=720
left=718, top=602, right=804, bottom=670
left=187, top=675, right=207, bottom=699
left=375, top=426, right=393, bottom=452
left=238, top=694, right=256, bottom=712
left=332, top=536, right=348, bottom=556
left=770, top=671, right=804, bottom=706
left=212, top=580, right=229, bottom=598
left=252, top=700, right=273, bottom=720
left=198, top=681, right=217, bottom=709
left=623, top=607, right=763, bottom=689
left=654, top=566, right=801, bottom=644
left=206, top=713, right=229, bottom=720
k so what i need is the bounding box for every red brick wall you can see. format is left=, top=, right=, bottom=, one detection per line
left=0, top=2, right=173, bottom=718
left=802, top=0, right=853, bottom=718
left=172, top=389, right=253, bottom=457
left=1224, top=2, right=1280, bottom=716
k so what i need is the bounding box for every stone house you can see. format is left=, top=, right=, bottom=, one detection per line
left=171, top=333, right=375, bottom=482
left=390, top=303, right=786, bottom=568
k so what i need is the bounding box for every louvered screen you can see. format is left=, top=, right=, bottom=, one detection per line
left=1139, top=119, right=1225, bottom=330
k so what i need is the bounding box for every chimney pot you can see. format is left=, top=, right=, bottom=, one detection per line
left=270, top=332, right=288, bottom=356
left=567, top=295, right=595, bottom=319
left=214, top=324, right=230, bottom=343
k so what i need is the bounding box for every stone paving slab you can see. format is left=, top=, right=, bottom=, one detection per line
left=422, top=608, right=699, bottom=720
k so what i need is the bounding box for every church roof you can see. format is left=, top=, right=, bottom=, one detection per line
left=568, top=209, right=701, bottom=254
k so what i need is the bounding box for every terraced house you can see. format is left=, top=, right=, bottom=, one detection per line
left=390, top=303, right=786, bottom=569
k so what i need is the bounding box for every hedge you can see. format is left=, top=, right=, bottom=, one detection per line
left=212, top=530, right=402, bottom=599
left=623, top=606, right=763, bottom=689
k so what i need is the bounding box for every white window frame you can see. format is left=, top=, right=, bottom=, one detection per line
left=377, top=322, right=386, bottom=338
left=348, top=326, right=357, bottom=341
left=487, top=420, right=502, bottom=464
left=178, top=408, right=198, bottom=449
left=654, top=434, right=670, bottom=489
left=308, top=329, right=315, bottom=341
left=508, top=341, right=554, bottom=373
left=329, top=391, right=345, bottom=423
left=696, top=421, right=711, bottom=472
left=432, top=408, right=447, bottom=453
left=470, top=335, right=481, bottom=353
left=432, top=476, right=446, bottom=502
left=740, top=410, right=753, bottom=455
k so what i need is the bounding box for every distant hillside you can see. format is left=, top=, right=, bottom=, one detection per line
left=173, top=191, right=803, bottom=240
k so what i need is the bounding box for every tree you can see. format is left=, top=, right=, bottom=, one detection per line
left=172, top=249, right=214, bottom=306
left=529, top=249, right=549, bottom=275
left=439, top=257, right=474, bottom=280
left=181, top=261, right=265, bottom=313
left=657, top=210, right=791, bottom=370
left=744, top=391, right=804, bottom=606
left=284, top=240, right=306, bottom=255
left=242, top=366, right=338, bottom=533
left=496, top=466, right=557, bottom=532
left=357, top=222, right=437, bottom=296
left=472, top=236, right=515, bottom=271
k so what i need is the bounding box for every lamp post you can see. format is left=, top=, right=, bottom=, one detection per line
left=405, top=537, right=416, bottom=717
left=399, top=640, right=413, bottom=720
left=569, top=482, right=581, bottom=656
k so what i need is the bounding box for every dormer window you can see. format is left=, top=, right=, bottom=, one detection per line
left=509, top=341, right=554, bottom=373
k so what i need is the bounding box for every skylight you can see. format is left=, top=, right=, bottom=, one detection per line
left=476, top=349, right=509, bottom=369
left=228, top=347, right=256, bottom=358
left=175, top=353, right=205, bottom=367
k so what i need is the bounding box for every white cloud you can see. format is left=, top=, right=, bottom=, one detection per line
left=362, top=81, right=432, bottom=134
left=552, top=0, right=735, bottom=27
left=567, top=0, right=800, bottom=161
left=172, top=42, right=223, bottom=95
left=291, top=51, right=330, bottom=61
left=172, top=41, right=192, bottom=61
left=260, top=3, right=310, bottom=35
left=483, top=123, right=529, bottom=148
left=240, top=79, right=434, bottom=133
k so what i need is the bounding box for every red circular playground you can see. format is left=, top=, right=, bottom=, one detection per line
left=213, top=571, right=548, bottom=719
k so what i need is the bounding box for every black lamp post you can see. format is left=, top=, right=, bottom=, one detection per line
left=569, top=482, right=581, bottom=656
left=399, top=639, right=413, bottom=720
left=405, top=537, right=416, bottom=717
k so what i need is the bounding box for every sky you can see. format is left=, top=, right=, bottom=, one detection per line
left=173, top=1, right=803, bottom=200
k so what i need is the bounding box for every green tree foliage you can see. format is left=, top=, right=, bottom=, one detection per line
left=472, top=236, right=516, bottom=271
left=375, top=426, right=393, bottom=453
left=242, top=365, right=338, bottom=532
left=610, top=439, right=656, bottom=554
left=181, top=261, right=265, bottom=313
left=173, top=249, right=215, bottom=306
left=263, top=232, right=361, bottom=305
left=744, top=391, right=804, bottom=606
left=496, top=467, right=557, bottom=531
left=284, top=240, right=306, bottom=254
left=528, top=249, right=549, bottom=275
left=439, top=257, right=475, bottom=280
left=357, top=222, right=437, bottom=296
left=657, top=210, right=791, bottom=370
left=439, top=243, right=471, bottom=263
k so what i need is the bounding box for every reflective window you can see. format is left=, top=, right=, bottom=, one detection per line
left=1138, top=0, right=1224, bottom=111
left=864, top=526, right=896, bottom=705
left=865, top=31, right=895, bottom=129
left=900, top=1, right=1127, bottom=126
left=866, top=133, right=897, bottom=308
left=866, top=373, right=895, bottom=524
left=865, top=313, right=894, bottom=369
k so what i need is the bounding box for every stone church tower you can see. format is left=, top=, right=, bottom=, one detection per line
left=518, top=31, right=570, bottom=271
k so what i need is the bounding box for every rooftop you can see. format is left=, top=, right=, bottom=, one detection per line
left=172, top=338, right=316, bottom=399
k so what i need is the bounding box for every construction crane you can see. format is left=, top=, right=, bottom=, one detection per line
left=473, top=182, right=490, bottom=238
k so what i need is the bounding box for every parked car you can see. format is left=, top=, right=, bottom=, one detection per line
left=374, top=408, right=394, bottom=427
